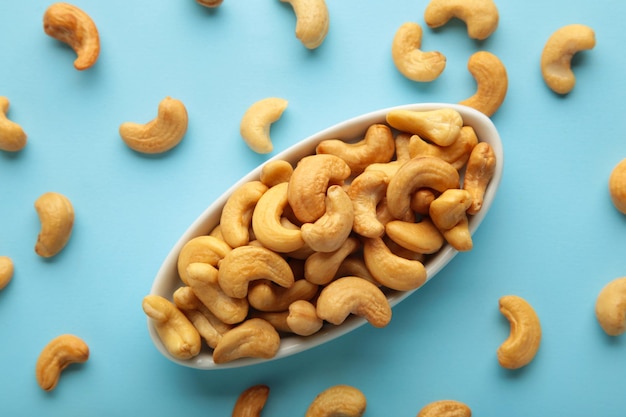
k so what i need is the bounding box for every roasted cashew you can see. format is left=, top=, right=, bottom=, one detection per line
left=221, top=181, right=268, bottom=248
left=119, top=97, right=188, bottom=154
left=541, top=24, right=596, bottom=95
left=197, top=0, right=223, bottom=7
left=287, top=300, right=324, bottom=336
left=386, top=156, right=460, bottom=220
left=409, top=126, right=478, bottom=170
left=424, top=0, right=499, bottom=40
left=441, top=216, right=473, bottom=251
left=240, top=97, right=288, bottom=154
left=386, top=108, right=463, bottom=147
left=280, top=0, right=329, bottom=49
left=392, top=22, right=446, bottom=82
left=363, top=237, right=427, bottom=291
left=43, top=3, right=100, bottom=70
left=335, top=256, right=377, bottom=283
left=249, top=310, right=291, bottom=333
left=232, top=384, right=270, bottom=417
left=305, top=385, right=367, bottom=417
left=348, top=170, right=389, bottom=238
left=34, top=192, right=74, bottom=258
left=35, top=334, right=89, bottom=391
left=609, top=158, right=626, bottom=215
left=304, top=237, right=360, bottom=285
left=260, top=159, right=294, bottom=187
left=497, top=295, right=542, bottom=369
left=288, top=154, right=351, bottom=223
left=316, top=276, right=392, bottom=328
left=177, top=235, right=232, bottom=285
left=463, top=141, right=496, bottom=215
left=0, top=97, right=27, bottom=152
left=212, top=318, right=281, bottom=364
left=247, top=279, right=318, bottom=312
left=417, top=400, right=472, bottom=417
left=217, top=245, right=295, bottom=298
left=301, top=185, right=354, bottom=252
left=385, top=218, right=444, bottom=255
left=429, top=189, right=473, bottom=231
left=459, top=51, right=508, bottom=117
left=595, top=277, right=626, bottom=336
left=0, top=256, right=14, bottom=290
left=410, top=189, right=437, bottom=215
left=315, top=124, right=395, bottom=174
left=143, top=295, right=201, bottom=360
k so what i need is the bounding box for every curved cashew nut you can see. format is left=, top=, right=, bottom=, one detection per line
left=287, top=300, right=324, bottom=336
left=221, top=181, right=268, bottom=248
left=316, top=276, right=392, bottom=328
left=288, top=154, right=351, bottom=223
left=35, top=334, right=89, bottom=391
left=301, top=185, right=354, bottom=252
left=0, top=256, right=14, bottom=290
left=43, top=3, right=100, bottom=70
left=363, top=237, right=427, bottom=291
left=177, top=235, right=232, bottom=285
left=609, top=158, right=626, bottom=215
left=386, top=108, right=463, bottom=147
left=280, top=0, right=329, bottom=49
left=417, top=400, right=472, bottom=417
left=429, top=189, right=473, bottom=231
left=240, top=97, right=288, bottom=154
left=217, top=245, right=295, bottom=298
left=34, top=192, right=74, bottom=258
left=441, top=216, right=473, bottom=251
left=392, top=22, right=446, bottom=82
left=385, top=219, right=444, bottom=255
left=0, top=97, right=27, bottom=152
left=260, top=159, right=294, bottom=187
left=304, top=236, right=360, bottom=285
left=410, top=189, right=437, bottom=215
left=497, top=295, right=542, bottom=369
left=409, top=126, right=478, bottom=171
left=335, top=256, right=377, bottom=284
left=595, top=277, right=626, bottom=336
left=119, top=97, right=188, bottom=154
left=315, top=124, right=395, bottom=174
left=143, top=295, right=201, bottom=360
left=459, top=51, right=508, bottom=117
left=348, top=170, right=389, bottom=238
left=232, top=385, right=270, bottom=417
left=424, top=0, right=499, bottom=40
left=541, top=24, right=596, bottom=95
left=212, top=318, right=281, bottom=364
left=463, top=141, right=496, bottom=215
left=247, top=279, right=318, bottom=312
left=305, top=385, right=367, bottom=417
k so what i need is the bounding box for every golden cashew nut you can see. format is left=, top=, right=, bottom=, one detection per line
left=441, top=217, right=473, bottom=251
left=0, top=97, right=27, bottom=152
left=459, top=51, right=508, bottom=117
left=301, top=185, right=354, bottom=252
left=429, top=189, right=473, bottom=231
left=386, top=108, right=463, bottom=147
left=316, top=276, right=392, bottom=328
left=35, top=334, right=89, bottom=391
left=363, top=237, right=427, bottom=291
left=119, top=97, right=188, bottom=154
left=609, top=158, right=626, bottom=215
left=240, top=97, right=288, bottom=154
left=304, top=236, right=360, bottom=285
left=424, top=0, right=499, bottom=40
left=221, top=181, right=268, bottom=248
left=280, top=0, right=329, bottom=49
left=409, top=126, right=478, bottom=171
left=497, top=295, right=542, bottom=369
left=417, top=400, right=472, bottom=417
left=43, top=3, right=100, bottom=70
left=385, top=218, right=444, bottom=255
left=463, top=141, right=496, bottom=215
left=212, top=318, right=281, bottom=364
left=247, top=279, right=318, bottom=312
left=0, top=256, right=14, bottom=290
left=305, top=385, right=367, bottom=417
left=348, top=170, right=389, bottom=238
left=232, top=384, right=270, bottom=417
left=541, top=24, right=596, bottom=95
left=595, top=277, right=626, bottom=336
left=287, top=300, right=324, bottom=336
left=391, top=22, right=446, bottom=82
left=197, top=0, right=223, bottom=7
left=260, top=159, right=294, bottom=187
left=335, top=256, right=377, bottom=283
left=34, top=192, right=74, bottom=258
left=177, top=235, right=232, bottom=285
left=250, top=310, right=291, bottom=333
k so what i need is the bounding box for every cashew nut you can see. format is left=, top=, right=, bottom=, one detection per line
left=541, top=24, right=596, bottom=95
left=595, top=277, right=626, bottom=336
left=417, top=400, right=472, bottom=417
left=386, top=108, right=463, bottom=147
left=348, top=170, right=389, bottom=238
left=249, top=310, right=291, bottom=333
left=363, top=237, right=427, bottom=291
left=459, top=51, right=508, bottom=117
left=212, top=318, right=281, bottom=364
left=385, top=218, right=444, bottom=255
left=287, top=300, right=324, bottom=336
left=221, top=181, right=268, bottom=248
left=260, top=159, right=294, bottom=187
left=247, top=279, right=318, bottom=312
left=280, top=0, right=329, bottom=49
left=43, top=3, right=100, bottom=70
left=0, top=256, right=14, bottom=290
left=35, top=334, right=89, bottom=391
left=304, top=236, right=360, bottom=285
left=0, top=97, right=27, bottom=152
left=34, top=192, right=74, bottom=258
left=409, top=126, right=478, bottom=170
left=240, top=97, right=288, bottom=154
left=410, top=189, right=436, bottom=215
left=609, top=158, right=626, bottom=215
left=177, top=235, right=232, bottom=285
left=316, top=276, right=392, bottom=328
left=424, top=0, right=499, bottom=40
left=232, top=384, right=270, bottom=417
left=305, top=385, right=367, bottom=417
left=197, top=0, right=223, bottom=7
left=441, top=216, right=473, bottom=251
left=429, top=189, right=473, bottom=231
left=497, top=295, right=542, bottom=369
left=301, top=185, right=354, bottom=252
left=463, top=141, right=496, bottom=215
left=391, top=22, right=446, bottom=82
left=334, top=256, right=377, bottom=284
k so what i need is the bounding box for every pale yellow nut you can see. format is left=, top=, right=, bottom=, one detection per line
left=385, top=218, right=444, bottom=255
left=35, top=334, right=89, bottom=392
left=541, top=24, right=596, bottom=95
left=417, top=400, right=472, bottom=417
left=441, top=216, right=473, bottom=252
left=212, top=318, right=281, bottom=364
left=609, top=158, right=626, bottom=215
left=240, top=97, right=288, bottom=154
left=232, top=384, right=270, bottom=417
left=0, top=256, right=14, bottom=290
left=595, top=277, right=626, bottom=336
left=386, top=108, right=463, bottom=147
left=119, top=97, right=188, bottom=154
left=424, top=0, right=499, bottom=40
left=305, top=385, right=367, bottom=417
left=304, top=236, right=360, bottom=285
left=177, top=235, right=231, bottom=285
left=347, top=170, right=389, bottom=238
left=392, top=22, right=446, bottom=82
left=409, top=126, right=478, bottom=171
left=280, top=0, right=329, bottom=49
left=197, top=0, right=223, bottom=7
left=463, top=142, right=496, bottom=215
left=363, top=237, right=427, bottom=291
left=497, top=295, right=542, bottom=369
left=247, top=279, right=318, bottom=312
left=301, top=185, right=354, bottom=253
left=43, top=3, right=100, bottom=70
left=287, top=299, right=324, bottom=336
left=429, top=189, right=473, bottom=231
left=459, top=51, right=508, bottom=117
left=316, top=276, right=392, bottom=328
left=260, top=159, right=294, bottom=187
left=34, top=192, right=74, bottom=258
left=0, top=97, right=27, bottom=152
left=220, top=181, right=268, bottom=248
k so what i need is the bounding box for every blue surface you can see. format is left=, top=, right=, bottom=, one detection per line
left=1, top=0, right=626, bottom=415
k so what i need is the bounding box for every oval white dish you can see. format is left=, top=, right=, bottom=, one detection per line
left=147, top=102, right=504, bottom=370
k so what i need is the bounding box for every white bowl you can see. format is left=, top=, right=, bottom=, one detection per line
left=147, top=103, right=504, bottom=370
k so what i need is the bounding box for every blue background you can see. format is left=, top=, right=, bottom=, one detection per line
left=1, top=1, right=626, bottom=415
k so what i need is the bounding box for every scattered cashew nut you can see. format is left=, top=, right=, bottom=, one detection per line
left=595, top=277, right=626, bottom=336
left=497, top=295, right=542, bottom=369
left=417, top=400, right=472, bottom=417
left=459, top=51, right=508, bottom=117
left=392, top=22, right=446, bottom=82
left=0, top=97, right=27, bottom=152
left=609, top=158, right=626, bottom=215
left=232, top=384, right=270, bottom=417
left=305, top=385, right=367, bottom=417
left=35, top=334, right=89, bottom=391
left=34, top=192, right=74, bottom=258
left=240, top=97, right=288, bottom=154
left=212, top=318, right=281, bottom=364
left=424, top=0, right=499, bottom=40
left=280, top=0, right=329, bottom=49
left=0, top=256, right=14, bottom=290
